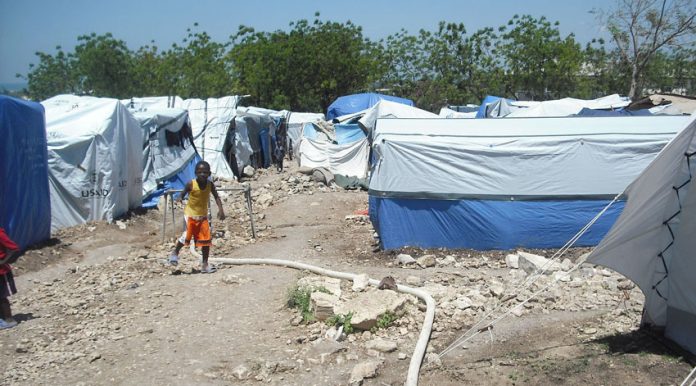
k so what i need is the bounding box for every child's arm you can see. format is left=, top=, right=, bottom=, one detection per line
left=210, top=183, right=226, bottom=220
left=179, top=181, right=193, bottom=204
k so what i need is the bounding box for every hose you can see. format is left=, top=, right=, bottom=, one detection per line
left=210, top=257, right=435, bottom=386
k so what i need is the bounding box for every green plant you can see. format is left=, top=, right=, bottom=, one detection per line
left=287, top=285, right=315, bottom=322
left=376, top=311, right=398, bottom=330
left=326, top=312, right=354, bottom=334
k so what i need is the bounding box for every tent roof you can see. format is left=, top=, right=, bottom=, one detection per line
left=326, top=93, right=413, bottom=120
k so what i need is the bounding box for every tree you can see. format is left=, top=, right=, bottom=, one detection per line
left=73, top=33, right=135, bottom=98
left=22, top=46, right=78, bottom=100
left=600, top=0, right=696, bottom=99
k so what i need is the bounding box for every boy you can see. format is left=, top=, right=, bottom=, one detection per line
left=169, top=161, right=226, bottom=273
left=0, top=228, right=19, bottom=329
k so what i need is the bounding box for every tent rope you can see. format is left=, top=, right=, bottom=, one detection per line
left=652, top=150, right=694, bottom=301
left=438, top=194, right=622, bottom=358
left=680, top=365, right=696, bottom=386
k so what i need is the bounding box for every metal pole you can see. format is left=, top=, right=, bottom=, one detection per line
left=170, top=193, right=176, bottom=240
left=245, top=185, right=257, bottom=239
left=161, top=192, right=168, bottom=244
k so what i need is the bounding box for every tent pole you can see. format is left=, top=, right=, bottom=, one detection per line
left=161, top=193, right=168, bottom=244
left=245, top=185, right=256, bottom=239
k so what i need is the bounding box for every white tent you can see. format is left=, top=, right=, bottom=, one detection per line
left=369, top=115, right=692, bottom=250
left=439, top=107, right=477, bottom=118
left=506, top=94, right=630, bottom=117
left=283, top=111, right=325, bottom=156
left=358, top=100, right=438, bottom=135
left=43, top=95, right=143, bottom=231
left=133, top=108, right=197, bottom=199
left=587, top=115, right=696, bottom=354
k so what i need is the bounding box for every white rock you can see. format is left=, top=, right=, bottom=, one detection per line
left=243, top=165, right=255, bottom=177
left=517, top=251, right=560, bottom=275
left=396, top=254, right=416, bottom=265
left=405, top=276, right=422, bottom=287
left=352, top=274, right=369, bottom=292
left=416, top=255, right=436, bottom=268
left=505, top=254, right=519, bottom=269
left=349, top=361, right=381, bottom=384
left=365, top=338, right=397, bottom=353
left=438, top=255, right=456, bottom=266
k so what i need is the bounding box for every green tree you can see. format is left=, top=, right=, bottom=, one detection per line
left=22, top=46, right=78, bottom=101
left=496, top=15, right=584, bottom=100
left=73, top=33, right=135, bottom=98
left=600, top=0, right=696, bottom=99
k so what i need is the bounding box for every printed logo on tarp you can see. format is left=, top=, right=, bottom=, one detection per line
left=81, top=172, right=110, bottom=198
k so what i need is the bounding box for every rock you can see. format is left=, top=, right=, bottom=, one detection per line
left=416, top=254, right=436, bottom=268
left=256, top=193, right=274, bottom=207
left=425, top=353, right=442, bottom=368
left=396, top=254, right=416, bottom=265
left=334, top=290, right=409, bottom=331
left=308, top=339, right=347, bottom=360
left=560, top=258, right=573, bottom=271
left=232, top=364, right=251, bottom=380
left=517, top=251, right=560, bottom=275
left=505, top=254, right=519, bottom=269
left=325, top=326, right=346, bottom=342
left=243, top=165, right=255, bottom=177
left=583, top=328, right=598, bottom=335
left=454, top=297, right=472, bottom=310
left=377, top=276, right=397, bottom=290
left=438, top=255, right=456, bottom=266
left=115, top=221, right=127, bottom=230
left=298, top=276, right=342, bottom=297
left=553, top=271, right=571, bottom=282
left=489, top=283, right=505, bottom=298
left=311, top=292, right=339, bottom=321
left=405, top=276, right=422, bottom=287
left=365, top=338, right=398, bottom=353
left=349, top=361, right=381, bottom=384
left=222, top=274, right=241, bottom=285
left=352, top=274, right=369, bottom=292
left=398, top=352, right=408, bottom=360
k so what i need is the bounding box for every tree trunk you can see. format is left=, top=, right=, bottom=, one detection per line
left=629, top=64, right=640, bottom=101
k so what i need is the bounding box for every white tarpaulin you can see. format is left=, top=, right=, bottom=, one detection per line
left=299, top=137, right=369, bottom=178
left=134, top=108, right=196, bottom=198
left=588, top=115, right=696, bottom=354
left=358, top=100, right=438, bottom=135
left=43, top=95, right=143, bottom=231
left=284, top=111, right=325, bottom=153
left=506, top=94, right=631, bottom=118
left=371, top=116, right=691, bottom=199
left=439, top=107, right=477, bottom=118
left=180, top=97, right=241, bottom=180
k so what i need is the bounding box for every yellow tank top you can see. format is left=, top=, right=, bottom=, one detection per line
left=184, top=179, right=211, bottom=217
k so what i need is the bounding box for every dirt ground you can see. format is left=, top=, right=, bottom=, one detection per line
left=1, top=161, right=694, bottom=386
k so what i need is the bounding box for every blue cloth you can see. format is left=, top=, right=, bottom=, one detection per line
left=334, top=124, right=366, bottom=145
left=259, top=127, right=272, bottom=168
left=326, top=93, right=413, bottom=120
left=369, top=196, right=625, bottom=250
left=0, top=95, right=51, bottom=249
left=575, top=108, right=653, bottom=117
left=475, top=95, right=513, bottom=118
left=141, top=154, right=201, bottom=208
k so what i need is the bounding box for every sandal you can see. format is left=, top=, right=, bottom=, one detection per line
left=200, top=265, right=218, bottom=274
left=0, top=319, right=18, bottom=330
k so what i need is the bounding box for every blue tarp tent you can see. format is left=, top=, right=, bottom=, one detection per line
left=326, top=93, right=413, bottom=120
left=0, top=95, right=51, bottom=249
left=369, top=116, right=691, bottom=250
left=334, top=124, right=366, bottom=145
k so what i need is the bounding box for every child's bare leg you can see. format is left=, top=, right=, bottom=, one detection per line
left=201, top=246, right=210, bottom=270
left=0, top=297, right=14, bottom=322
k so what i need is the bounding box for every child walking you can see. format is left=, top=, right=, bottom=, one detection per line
left=169, top=161, right=226, bottom=273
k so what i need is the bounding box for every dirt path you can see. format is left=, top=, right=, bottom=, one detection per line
left=1, top=164, right=693, bottom=385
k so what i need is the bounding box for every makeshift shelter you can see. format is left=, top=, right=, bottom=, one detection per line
left=505, top=94, right=630, bottom=118
left=180, top=97, right=242, bottom=180
left=587, top=115, right=696, bottom=354
left=369, top=116, right=691, bottom=250
left=284, top=112, right=324, bottom=156
left=0, top=95, right=51, bottom=249
left=326, top=93, right=413, bottom=120
left=358, top=100, right=438, bottom=136
left=134, top=108, right=200, bottom=207
left=298, top=124, right=369, bottom=179
left=43, top=95, right=143, bottom=231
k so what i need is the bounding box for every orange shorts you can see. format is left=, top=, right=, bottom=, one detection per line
left=184, top=216, right=211, bottom=247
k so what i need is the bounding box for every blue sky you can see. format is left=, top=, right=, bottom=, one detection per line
left=0, top=0, right=612, bottom=84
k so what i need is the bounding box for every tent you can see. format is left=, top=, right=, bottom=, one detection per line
left=369, top=116, right=692, bottom=250
left=284, top=111, right=325, bottom=157
left=326, top=93, right=413, bottom=120
left=0, top=95, right=51, bottom=249
left=43, top=95, right=143, bottom=231
left=587, top=115, right=696, bottom=354
left=298, top=123, right=369, bottom=179
left=358, top=100, right=438, bottom=136
left=505, top=94, right=630, bottom=118
left=133, top=108, right=200, bottom=207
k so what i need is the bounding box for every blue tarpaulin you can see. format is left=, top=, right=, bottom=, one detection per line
left=141, top=154, right=201, bottom=208
left=369, top=196, right=625, bottom=250
left=334, top=124, right=366, bottom=145
left=0, top=95, right=51, bottom=249
left=326, top=93, right=413, bottom=120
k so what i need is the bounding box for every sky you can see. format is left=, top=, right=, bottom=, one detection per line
left=0, top=0, right=613, bottom=85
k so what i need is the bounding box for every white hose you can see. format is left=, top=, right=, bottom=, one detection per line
left=211, top=257, right=436, bottom=386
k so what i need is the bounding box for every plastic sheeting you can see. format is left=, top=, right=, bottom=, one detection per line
left=44, top=95, right=143, bottom=231
left=334, top=124, right=366, bottom=145
left=369, top=197, right=626, bottom=250
left=588, top=115, right=696, bottom=354
left=326, top=93, right=413, bottom=120
left=299, top=137, right=369, bottom=178
left=506, top=94, right=630, bottom=117
left=135, top=108, right=197, bottom=198
left=357, top=100, right=438, bottom=136
left=369, top=116, right=691, bottom=250
left=141, top=154, right=201, bottom=208
left=0, top=96, right=51, bottom=249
